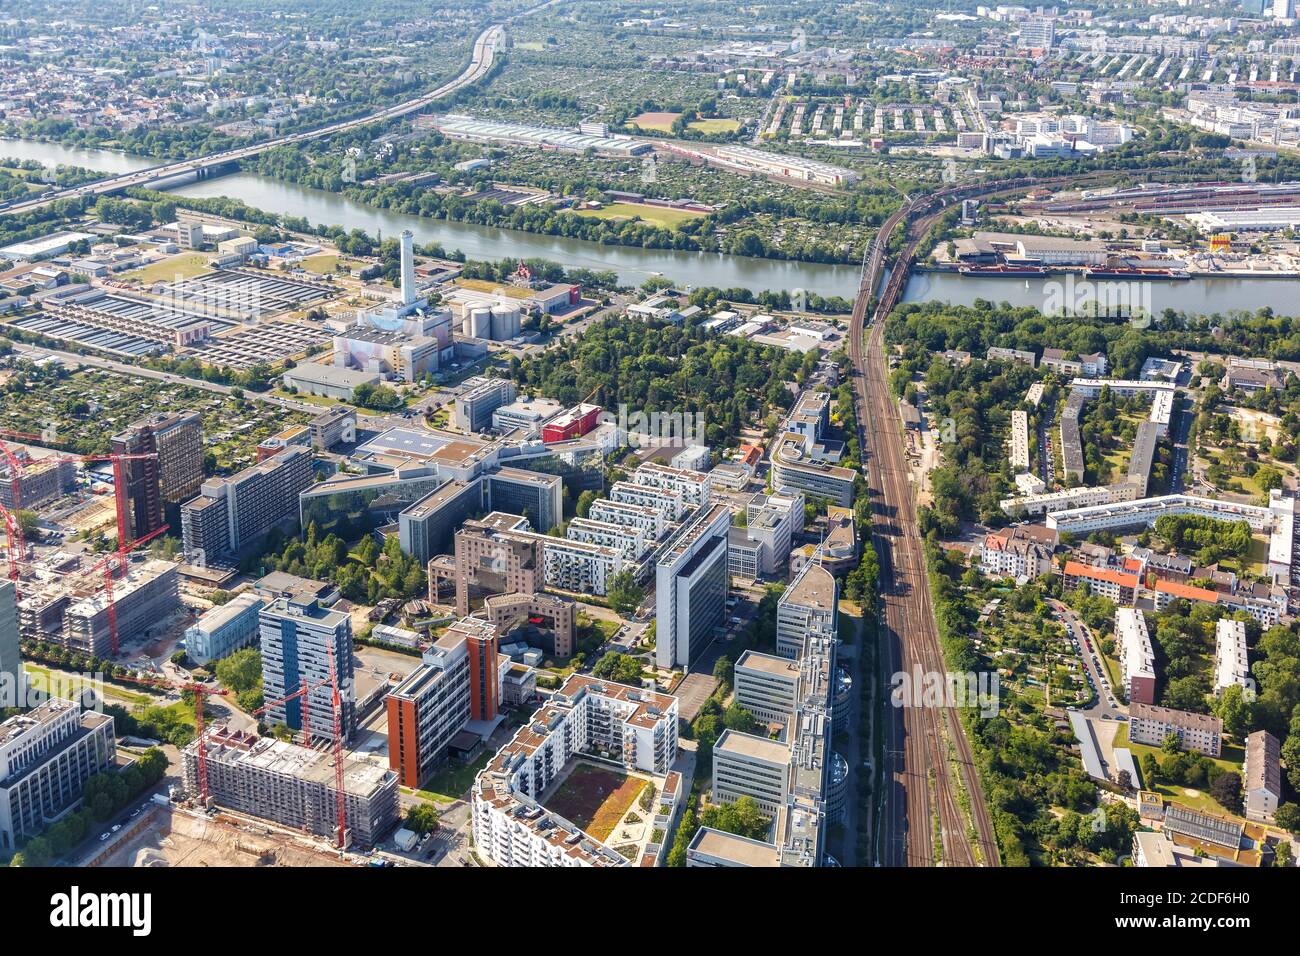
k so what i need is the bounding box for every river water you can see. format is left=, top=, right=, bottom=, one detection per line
left=7, top=136, right=1300, bottom=312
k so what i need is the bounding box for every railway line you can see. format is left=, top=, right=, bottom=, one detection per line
left=850, top=172, right=1135, bottom=866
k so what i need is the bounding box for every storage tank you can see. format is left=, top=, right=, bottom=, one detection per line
left=490, top=303, right=521, bottom=341
left=467, top=306, right=492, bottom=339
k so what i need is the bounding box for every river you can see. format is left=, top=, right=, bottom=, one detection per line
left=7, top=136, right=1300, bottom=313
left=1, top=137, right=861, bottom=297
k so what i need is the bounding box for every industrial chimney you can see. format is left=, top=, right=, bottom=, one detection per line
left=400, top=229, right=416, bottom=307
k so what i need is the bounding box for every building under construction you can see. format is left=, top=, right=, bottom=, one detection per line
left=62, top=559, right=180, bottom=658
left=0, top=456, right=77, bottom=510
left=181, top=727, right=400, bottom=850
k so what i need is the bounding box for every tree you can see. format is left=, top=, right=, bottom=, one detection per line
left=1209, top=771, right=1243, bottom=814
left=1275, top=802, right=1300, bottom=835
left=606, top=570, right=644, bottom=616
left=592, top=651, right=642, bottom=685
left=215, top=648, right=262, bottom=696
left=405, top=803, right=440, bottom=836
left=722, top=702, right=760, bottom=734
left=712, top=655, right=734, bottom=690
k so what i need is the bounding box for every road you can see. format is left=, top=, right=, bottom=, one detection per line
left=0, top=23, right=506, bottom=216
left=1047, top=599, right=1124, bottom=721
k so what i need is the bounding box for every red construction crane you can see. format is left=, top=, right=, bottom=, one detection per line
left=324, top=638, right=349, bottom=850
left=0, top=503, right=25, bottom=586
left=117, top=673, right=322, bottom=807
left=80, top=522, right=169, bottom=657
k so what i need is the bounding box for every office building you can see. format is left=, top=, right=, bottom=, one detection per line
left=713, top=730, right=791, bottom=815
left=485, top=467, right=562, bottom=534
left=455, top=377, right=517, bottom=433
left=655, top=503, right=731, bottom=670
left=432, top=513, right=545, bottom=617
left=398, top=479, right=483, bottom=566
left=1129, top=702, right=1222, bottom=756
left=734, top=650, right=802, bottom=725
left=542, top=403, right=601, bottom=443
left=386, top=617, right=501, bottom=788
left=260, top=594, right=355, bottom=742
left=1116, top=607, right=1156, bottom=705
left=182, top=726, right=399, bottom=849
left=184, top=592, right=265, bottom=665
left=111, top=411, right=204, bottom=539
left=63, top=559, right=179, bottom=658
left=730, top=490, right=802, bottom=580
left=776, top=561, right=837, bottom=659
left=181, top=446, right=314, bottom=562
left=492, top=396, right=564, bottom=435
left=0, top=698, right=115, bottom=851
left=1243, top=730, right=1281, bottom=824
left=0, top=581, right=19, bottom=699
left=769, top=391, right=856, bottom=507
left=310, top=406, right=357, bottom=451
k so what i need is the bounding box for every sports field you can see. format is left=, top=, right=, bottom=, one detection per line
left=545, top=763, right=647, bottom=841
left=573, top=202, right=702, bottom=229
left=689, top=117, right=741, bottom=133
left=630, top=111, right=681, bottom=132
left=121, top=253, right=212, bottom=285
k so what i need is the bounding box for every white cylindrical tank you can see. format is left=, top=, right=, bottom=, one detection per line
left=490, top=303, right=520, bottom=340
left=468, top=306, right=492, bottom=339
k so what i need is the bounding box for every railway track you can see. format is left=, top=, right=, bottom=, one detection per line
left=853, top=166, right=1220, bottom=865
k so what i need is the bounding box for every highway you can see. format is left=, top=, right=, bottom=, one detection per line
left=0, top=23, right=505, bottom=217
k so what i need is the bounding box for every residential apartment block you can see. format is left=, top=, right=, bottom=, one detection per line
left=472, top=675, right=679, bottom=867
left=1116, top=607, right=1156, bottom=705
left=1128, top=702, right=1223, bottom=757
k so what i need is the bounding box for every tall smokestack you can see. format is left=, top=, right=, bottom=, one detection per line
left=400, top=230, right=416, bottom=307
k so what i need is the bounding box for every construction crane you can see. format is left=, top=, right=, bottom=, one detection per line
left=0, top=503, right=23, bottom=584
left=118, top=673, right=319, bottom=807
left=79, top=522, right=170, bottom=657
left=324, top=638, right=349, bottom=850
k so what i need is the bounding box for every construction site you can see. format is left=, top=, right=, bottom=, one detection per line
left=96, top=804, right=355, bottom=868
left=180, top=726, right=401, bottom=850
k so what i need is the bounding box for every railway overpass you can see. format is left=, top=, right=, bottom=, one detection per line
left=0, top=23, right=504, bottom=217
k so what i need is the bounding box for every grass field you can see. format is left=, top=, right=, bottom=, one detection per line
left=629, top=111, right=681, bottom=132
left=23, top=663, right=154, bottom=707
left=689, top=117, right=741, bottom=133
left=545, top=763, right=646, bottom=841
left=573, top=202, right=702, bottom=229
left=120, top=253, right=212, bottom=285
left=299, top=253, right=363, bottom=274
left=412, top=750, right=494, bottom=803
left=1114, top=721, right=1244, bottom=776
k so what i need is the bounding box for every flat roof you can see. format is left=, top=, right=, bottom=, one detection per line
left=688, top=827, right=778, bottom=866
left=715, top=729, right=791, bottom=766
